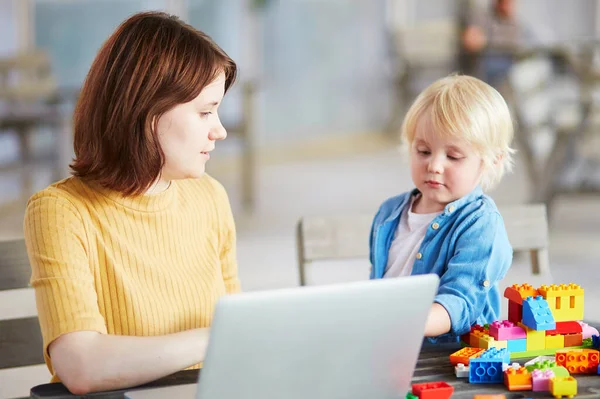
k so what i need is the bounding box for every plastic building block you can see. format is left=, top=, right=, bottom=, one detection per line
left=504, top=366, right=532, bottom=391
left=502, top=362, right=521, bottom=372
left=508, top=300, right=522, bottom=324
left=519, top=323, right=546, bottom=351
left=525, top=355, right=556, bottom=367
left=546, top=334, right=565, bottom=349
left=555, top=348, right=600, bottom=374
left=510, top=340, right=593, bottom=360
left=461, top=324, right=484, bottom=345
left=449, top=347, right=485, bottom=366
left=563, top=333, right=583, bottom=348
left=522, top=296, right=556, bottom=331
left=469, top=359, right=504, bottom=384
left=546, top=321, right=583, bottom=336
left=538, top=283, right=584, bottom=322
left=469, top=348, right=510, bottom=384
left=406, top=393, right=418, bottom=399
left=592, top=334, right=600, bottom=349
left=531, top=369, right=555, bottom=392
left=506, top=338, right=527, bottom=353
left=470, top=330, right=490, bottom=348
left=411, top=381, right=454, bottom=399
left=489, top=320, right=526, bottom=341
left=578, top=321, right=600, bottom=339
left=480, top=335, right=507, bottom=350
left=550, top=366, right=570, bottom=377
left=504, top=283, right=539, bottom=304
left=549, top=376, right=577, bottom=398
left=454, top=363, right=469, bottom=378
left=525, top=359, right=556, bottom=372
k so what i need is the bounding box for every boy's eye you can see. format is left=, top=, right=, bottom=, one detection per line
left=417, top=149, right=430, bottom=155
left=448, top=155, right=464, bottom=161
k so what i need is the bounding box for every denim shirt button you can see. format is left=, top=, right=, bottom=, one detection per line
left=416, top=252, right=423, bottom=260
left=483, top=280, right=490, bottom=287
left=432, top=222, right=440, bottom=230
left=448, top=205, right=455, bottom=213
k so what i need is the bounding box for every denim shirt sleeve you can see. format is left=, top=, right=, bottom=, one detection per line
left=433, top=211, right=512, bottom=335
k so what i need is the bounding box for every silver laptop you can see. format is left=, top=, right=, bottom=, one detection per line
left=125, top=274, right=438, bottom=399
left=199, top=273, right=438, bottom=399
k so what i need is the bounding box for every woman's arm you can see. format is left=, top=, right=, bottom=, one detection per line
left=50, top=328, right=210, bottom=394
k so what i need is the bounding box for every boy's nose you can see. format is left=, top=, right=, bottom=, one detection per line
left=427, top=158, right=444, bottom=174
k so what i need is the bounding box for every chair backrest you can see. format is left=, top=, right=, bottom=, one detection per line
left=0, top=50, right=58, bottom=103
left=296, top=203, right=550, bottom=286
left=0, top=238, right=44, bottom=370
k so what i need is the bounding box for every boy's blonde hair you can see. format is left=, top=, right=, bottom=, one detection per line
left=401, top=74, right=515, bottom=190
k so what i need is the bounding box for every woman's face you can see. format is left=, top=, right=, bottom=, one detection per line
left=156, top=72, right=227, bottom=183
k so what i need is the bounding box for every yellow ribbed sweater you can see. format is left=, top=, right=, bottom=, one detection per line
left=23, top=175, right=241, bottom=382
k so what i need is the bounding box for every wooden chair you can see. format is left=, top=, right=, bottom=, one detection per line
left=296, top=203, right=551, bottom=286
left=0, top=238, right=47, bottom=399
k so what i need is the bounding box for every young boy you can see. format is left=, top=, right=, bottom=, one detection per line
left=369, top=75, right=515, bottom=339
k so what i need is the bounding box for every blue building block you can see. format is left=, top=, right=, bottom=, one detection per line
left=507, top=338, right=527, bottom=353
left=591, top=334, right=600, bottom=349
left=522, top=295, right=556, bottom=331
left=468, top=348, right=511, bottom=384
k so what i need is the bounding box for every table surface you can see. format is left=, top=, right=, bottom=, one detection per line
left=29, top=339, right=600, bottom=399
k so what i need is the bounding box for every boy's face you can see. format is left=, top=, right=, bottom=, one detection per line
left=410, top=116, right=484, bottom=214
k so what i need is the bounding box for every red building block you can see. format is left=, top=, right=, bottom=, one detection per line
left=411, top=381, right=454, bottom=399
left=508, top=300, right=523, bottom=324
left=546, top=321, right=583, bottom=336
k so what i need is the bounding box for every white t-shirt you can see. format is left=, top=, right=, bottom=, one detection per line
left=384, top=195, right=442, bottom=278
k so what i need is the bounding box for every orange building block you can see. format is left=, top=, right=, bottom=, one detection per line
left=563, top=333, right=583, bottom=348
left=449, top=347, right=485, bottom=366
left=504, top=366, right=532, bottom=391
left=555, top=349, right=600, bottom=374
left=504, top=283, right=539, bottom=304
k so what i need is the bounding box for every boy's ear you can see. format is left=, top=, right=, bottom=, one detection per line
left=494, top=152, right=504, bottom=166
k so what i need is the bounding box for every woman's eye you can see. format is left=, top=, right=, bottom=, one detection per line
left=200, top=112, right=212, bottom=118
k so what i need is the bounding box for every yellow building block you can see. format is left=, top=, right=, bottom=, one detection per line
left=471, top=330, right=489, bottom=348
left=480, top=335, right=508, bottom=350
left=519, top=323, right=545, bottom=351
left=538, top=283, right=584, bottom=322
left=546, top=334, right=565, bottom=349
left=550, top=376, right=577, bottom=398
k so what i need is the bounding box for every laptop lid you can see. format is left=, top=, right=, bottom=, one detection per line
left=197, top=273, right=439, bottom=399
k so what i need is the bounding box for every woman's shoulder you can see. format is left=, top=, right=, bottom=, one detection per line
left=27, top=176, right=92, bottom=210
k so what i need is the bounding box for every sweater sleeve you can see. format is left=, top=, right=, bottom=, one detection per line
left=213, top=182, right=241, bottom=294
left=23, top=192, right=107, bottom=367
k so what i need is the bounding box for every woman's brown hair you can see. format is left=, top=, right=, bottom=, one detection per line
left=71, top=11, right=237, bottom=196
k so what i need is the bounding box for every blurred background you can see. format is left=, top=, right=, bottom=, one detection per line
left=1, top=0, right=600, bottom=397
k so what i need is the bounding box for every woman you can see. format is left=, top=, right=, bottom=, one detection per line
left=24, top=11, right=240, bottom=394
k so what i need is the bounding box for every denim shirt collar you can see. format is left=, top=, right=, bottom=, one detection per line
left=383, top=186, right=484, bottom=224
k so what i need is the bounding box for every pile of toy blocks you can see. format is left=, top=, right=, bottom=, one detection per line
left=448, top=283, right=600, bottom=398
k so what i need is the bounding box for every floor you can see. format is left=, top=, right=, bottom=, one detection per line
left=1, top=135, right=599, bottom=398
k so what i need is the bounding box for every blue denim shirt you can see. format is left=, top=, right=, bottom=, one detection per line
left=369, top=186, right=512, bottom=336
